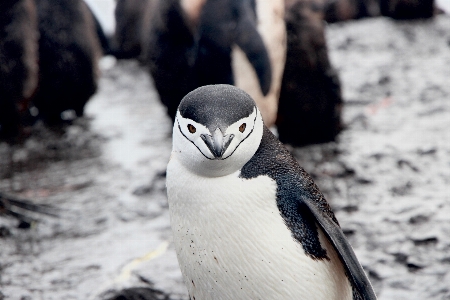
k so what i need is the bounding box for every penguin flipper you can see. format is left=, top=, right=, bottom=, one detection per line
left=235, top=18, right=272, bottom=96
left=301, top=199, right=377, bottom=300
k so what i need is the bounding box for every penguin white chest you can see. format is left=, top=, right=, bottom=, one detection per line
left=167, top=158, right=352, bottom=300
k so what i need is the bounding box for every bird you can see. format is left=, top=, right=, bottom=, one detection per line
left=113, top=0, right=154, bottom=60
left=145, top=0, right=272, bottom=123
left=166, top=84, right=377, bottom=300
left=277, top=0, right=343, bottom=147
left=33, top=0, right=102, bottom=125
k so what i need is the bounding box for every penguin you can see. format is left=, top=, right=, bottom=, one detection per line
left=166, top=85, right=377, bottom=300
left=145, top=0, right=273, bottom=123
left=195, top=0, right=272, bottom=94
left=379, top=0, right=435, bottom=19
left=113, top=0, right=155, bottom=59
left=324, top=0, right=380, bottom=22
left=0, top=0, right=39, bottom=141
left=33, top=0, right=102, bottom=125
left=146, top=0, right=198, bottom=122
left=231, top=0, right=286, bottom=127
left=276, top=0, right=343, bottom=146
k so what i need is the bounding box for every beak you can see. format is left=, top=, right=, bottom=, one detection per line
left=201, top=128, right=234, bottom=159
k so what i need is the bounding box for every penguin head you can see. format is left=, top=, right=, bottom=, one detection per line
left=173, top=84, right=264, bottom=177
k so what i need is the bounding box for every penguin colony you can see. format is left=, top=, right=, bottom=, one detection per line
left=1, top=0, right=439, bottom=144
left=119, top=0, right=342, bottom=145
left=167, top=84, right=377, bottom=300
left=116, top=0, right=439, bottom=147
left=0, top=0, right=104, bottom=141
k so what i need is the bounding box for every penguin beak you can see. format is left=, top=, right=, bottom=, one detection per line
left=201, top=128, right=234, bottom=159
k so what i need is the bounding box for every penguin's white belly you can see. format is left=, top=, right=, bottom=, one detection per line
left=167, top=158, right=352, bottom=300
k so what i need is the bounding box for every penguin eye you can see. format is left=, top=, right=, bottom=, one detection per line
left=187, top=124, right=196, bottom=133
left=239, top=123, right=246, bottom=133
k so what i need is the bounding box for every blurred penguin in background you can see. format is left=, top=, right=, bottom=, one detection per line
left=324, top=0, right=380, bottom=22
left=277, top=0, right=343, bottom=146
left=0, top=0, right=39, bottom=141
left=146, top=0, right=278, bottom=123
left=146, top=0, right=198, bottom=122
left=325, top=0, right=439, bottom=21
left=113, top=0, right=156, bottom=60
left=33, top=0, right=102, bottom=125
left=380, top=0, right=435, bottom=19
left=231, top=0, right=286, bottom=127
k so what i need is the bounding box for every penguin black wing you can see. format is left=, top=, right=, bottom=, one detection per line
left=240, top=126, right=377, bottom=300
left=302, top=197, right=377, bottom=300
left=234, top=8, right=272, bottom=96
left=197, top=0, right=272, bottom=95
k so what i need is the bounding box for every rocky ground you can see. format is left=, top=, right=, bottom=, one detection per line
left=1, top=15, right=450, bottom=300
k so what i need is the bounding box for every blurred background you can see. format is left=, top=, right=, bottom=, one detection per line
left=1, top=0, right=450, bottom=299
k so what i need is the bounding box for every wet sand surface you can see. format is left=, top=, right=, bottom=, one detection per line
left=1, top=15, right=450, bottom=299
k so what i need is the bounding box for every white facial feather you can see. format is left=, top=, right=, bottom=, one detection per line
left=176, top=115, right=216, bottom=160
left=172, top=107, right=263, bottom=177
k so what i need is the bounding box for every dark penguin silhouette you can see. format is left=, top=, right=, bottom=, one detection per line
left=324, top=0, right=380, bottom=22
left=113, top=0, right=154, bottom=59
left=0, top=0, right=39, bottom=141
left=33, top=0, right=102, bottom=125
left=195, top=0, right=271, bottom=94
left=146, top=0, right=197, bottom=122
left=146, top=0, right=272, bottom=122
left=277, top=0, right=343, bottom=146
left=379, top=0, right=435, bottom=19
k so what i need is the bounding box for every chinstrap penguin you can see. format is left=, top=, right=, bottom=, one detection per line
left=166, top=84, right=377, bottom=300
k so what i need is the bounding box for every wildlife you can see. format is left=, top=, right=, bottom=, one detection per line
left=277, top=0, right=343, bottom=146
left=146, top=0, right=272, bottom=122
left=166, top=85, right=377, bottom=300
left=33, top=0, right=102, bottom=125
